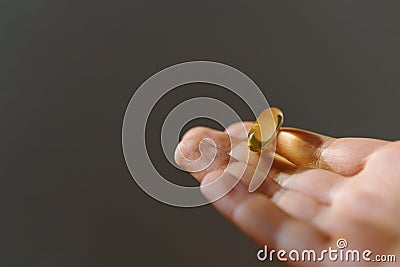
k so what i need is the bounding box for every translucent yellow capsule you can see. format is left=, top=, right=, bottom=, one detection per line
left=247, top=107, right=284, bottom=152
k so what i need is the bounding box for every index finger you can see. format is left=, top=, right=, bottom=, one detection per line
left=276, top=128, right=388, bottom=176
left=225, top=122, right=389, bottom=176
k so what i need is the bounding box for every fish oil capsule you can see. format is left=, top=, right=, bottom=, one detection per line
left=247, top=107, right=284, bottom=152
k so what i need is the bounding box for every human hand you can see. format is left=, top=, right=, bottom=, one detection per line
left=175, top=122, right=400, bottom=266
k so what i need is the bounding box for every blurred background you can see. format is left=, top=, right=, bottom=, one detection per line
left=1, top=1, right=399, bottom=266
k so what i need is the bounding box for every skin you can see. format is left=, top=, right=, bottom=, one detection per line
left=174, top=122, right=400, bottom=267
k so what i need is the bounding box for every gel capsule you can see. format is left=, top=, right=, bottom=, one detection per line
left=247, top=107, right=284, bottom=152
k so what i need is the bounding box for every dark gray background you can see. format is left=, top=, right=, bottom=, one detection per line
left=1, top=1, right=399, bottom=267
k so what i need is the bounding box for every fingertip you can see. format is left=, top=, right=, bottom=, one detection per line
left=174, top=140, right=200, bottom=167
left=200, top=170, right=241, bottom=201
left=225, top=121, right=254, bottom=139
left=201, top=170, right=249, bottom=218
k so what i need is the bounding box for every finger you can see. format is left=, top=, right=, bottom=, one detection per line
left=228, top=140, right=298, bottom=195
left=271, top=189, right=328, bottom=221
left=276, top=128, right=388, bottom=176
left=201, top=170, right=329, bottom=264
left=272, top=168, right=344, bottom=205
left=225, top=145, right=297, bottom=196
left=224, top=121, right=253, bottom=139
left=175, top=122, right=259, bottom=182
left=224, top=161, right=333, bottom=221
left=175, top=126, right=232, bottom=182
left=224, top=161, right=281, bottom=197
left=229, top=139, right=345, bottom=205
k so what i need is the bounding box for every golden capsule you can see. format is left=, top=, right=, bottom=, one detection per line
left=247, top=107, right=284, bottom=152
